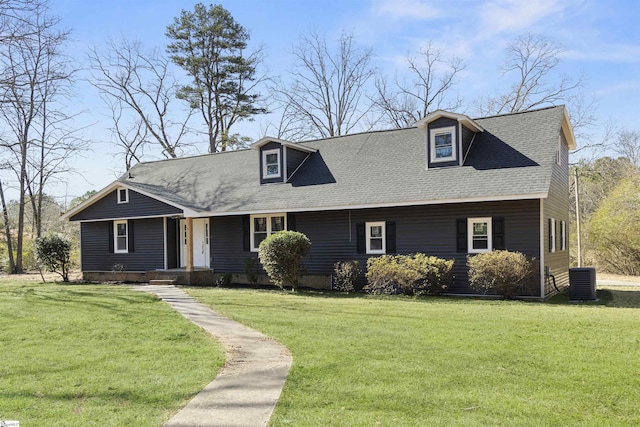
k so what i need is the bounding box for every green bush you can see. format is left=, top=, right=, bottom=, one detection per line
left=34, top=233, right=72, bottom=282
left=365, top=254, right=454, bottom=296
left=258, top=231, right=311, bottom=291
left=402, top=254, right=454, bottom=295
left=467, top=250, right=535, bottom=299
left=333, top=260, right=362, bottom=293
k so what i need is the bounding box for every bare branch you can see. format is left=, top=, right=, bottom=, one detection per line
left=89, top=37, right=194, bottom=168
left=272, top=31, right=375, bottom=140
left=374, top=43, right=464, bottom=128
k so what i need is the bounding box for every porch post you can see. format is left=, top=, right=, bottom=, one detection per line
left=186, top=217, right=194, bottom=272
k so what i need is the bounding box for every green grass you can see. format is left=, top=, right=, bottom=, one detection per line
left=185, top=286, right=640, bottom=427
left=0, top=281, right=225, bottom=426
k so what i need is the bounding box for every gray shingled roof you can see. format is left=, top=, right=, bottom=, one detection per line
left=118, top=106, right=566, bottom=215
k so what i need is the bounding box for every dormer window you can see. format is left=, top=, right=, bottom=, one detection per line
left=262, top=149, right=281, bottom=179
left=117, top=188, right=129, bottom=204
left=430, top=126, right=457, bottom=163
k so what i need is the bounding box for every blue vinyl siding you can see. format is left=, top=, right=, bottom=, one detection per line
left=81, top=218, right=165, bottom=271
left=210, top=200, right=540, bottom=293
left=71, top=189, right=181, bottom=221
left=286, top=147, right=309, bottom=180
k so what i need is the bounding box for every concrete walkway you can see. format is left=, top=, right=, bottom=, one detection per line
left=132, top=285, right=292, bottom=427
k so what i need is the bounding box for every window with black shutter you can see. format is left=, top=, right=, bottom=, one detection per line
left=456, top=219, right=467, bottom=253
left=492, top=217, right=505, bottom=250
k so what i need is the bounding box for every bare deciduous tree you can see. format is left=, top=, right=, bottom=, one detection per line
left=476, top=33, right=597, bottom=153
left=273, top=31, right=375, bottom=140
left=613, top=129, right=640, bottom=167
left=374, top=43, right=465, bottom=128
left=89, top=38, right=193, bottom=168
left=0, top=1, right=81, bottom=272
left=476, top=33, right=585, bottom=115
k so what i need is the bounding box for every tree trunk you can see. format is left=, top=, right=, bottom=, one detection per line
left=0, top=180, right=16, bottom=273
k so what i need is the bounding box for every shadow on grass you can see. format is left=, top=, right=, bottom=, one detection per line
left=546, top=288, right=640, bottom=309
left=189, top=282, right=640, bottom=309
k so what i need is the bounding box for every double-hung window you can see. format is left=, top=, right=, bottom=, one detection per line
left=250, top=213, right=286, bottom=251
left=366, top=221, right=386, bottom=254
left=262, top=149, right=281, bottom=179
left=430, top=126, right=456, bottom=162
left=468, top=217, right=492, bottom=253
left=560, top=220, right=566, bottom=251
left=114, top=220, right=128, bottom=253
left=549, top=218, right=557, bottom=253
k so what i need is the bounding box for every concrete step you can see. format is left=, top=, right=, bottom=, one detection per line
left=149, top=279, right=176, bottom=286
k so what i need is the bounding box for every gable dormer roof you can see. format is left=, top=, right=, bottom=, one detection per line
left=415, top=110, right=484, bottom=132
left=250, top=136, right=317, bottom=153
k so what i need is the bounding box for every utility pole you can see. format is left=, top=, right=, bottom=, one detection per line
left=574, top=168, right=581, bottom=267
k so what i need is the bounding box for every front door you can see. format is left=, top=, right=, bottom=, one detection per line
left=179, top=218, right=210, bottom=268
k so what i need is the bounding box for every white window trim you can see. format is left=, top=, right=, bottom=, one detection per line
left=114, top=220, right=128, bottom=253
left=468, top=217, right=492, bottom=254
left=560, top=220, right=566, bottom=251
left=117, top=188, right=129, bottom=204
left=550, top=218, right=556, bottom=253
left=366, top=221, right=386, bottom=255
left=250, top=213, right=287, bottom=252
left=556, top=136, right=562, bottom=166
left=262, top=148, right=281, bottom=179
left=430, top=126, right=457, bottom=163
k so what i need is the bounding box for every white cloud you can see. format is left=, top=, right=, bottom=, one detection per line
left=371, top=0, right=442, bottom=20
left=478, top=0, right=566, bottom=35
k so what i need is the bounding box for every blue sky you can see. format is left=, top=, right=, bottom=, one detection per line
left=45, top=0, right=639, bottom=202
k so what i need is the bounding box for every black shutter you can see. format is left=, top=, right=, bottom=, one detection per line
left=548, top=218, right=553, bottom=253
left=492, top=217, right=505, bottom=250
left=108, top=220, right=114, bottom=253
left=242, top=215, right=250, bottom=252
left=287, top=213, right=296, bottom=231
left=356, top=222, right=365, bottom=254
left=456, top=219, right=467, bottom=253
left=555, top=219, right=559, bottom=252
left=386, top=221, right=396, bottom=254
left=128, top=220, right=134, bottom=253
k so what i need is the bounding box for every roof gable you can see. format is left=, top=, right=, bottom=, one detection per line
left=250, top=136, right=317, bottom=153
left=415, top=110, right=484, bottom=132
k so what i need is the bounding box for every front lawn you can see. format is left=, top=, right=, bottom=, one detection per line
left=186, top=286, right=640, bottom=426
left=0, top=281, right=225, bottom=426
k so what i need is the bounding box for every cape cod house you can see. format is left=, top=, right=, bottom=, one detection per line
left=62, top=106, right=575, bottom=298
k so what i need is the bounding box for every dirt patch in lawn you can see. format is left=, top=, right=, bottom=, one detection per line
left=0, top=270, right=83, bottom=283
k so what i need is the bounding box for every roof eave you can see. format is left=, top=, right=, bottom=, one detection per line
left=251, top=136, right=317, bottom=153
left=562, top=107, right=577, bottom=150
left=415, top=110, right=484, bottom=132
left=60, top=180, right=198, bottom=221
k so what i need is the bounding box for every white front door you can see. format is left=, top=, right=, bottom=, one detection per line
left=179, top=218, right=210, bottom=268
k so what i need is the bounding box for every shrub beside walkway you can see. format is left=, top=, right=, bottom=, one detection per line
left=133, top=285, right=292, bottom=427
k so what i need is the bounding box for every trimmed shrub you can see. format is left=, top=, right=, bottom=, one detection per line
left=365, top=254, right=454, bottom=296
left=402, top=254, right=454, bottom=295
left=467, top=250, right=535, bottom=299
left=258, top=231, right=311, bottom=291
left=365, top=255, right=402, bottom=295
left=333, top=260, right=362, bottom=293
left=34, top=233, right=72, bottom=282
